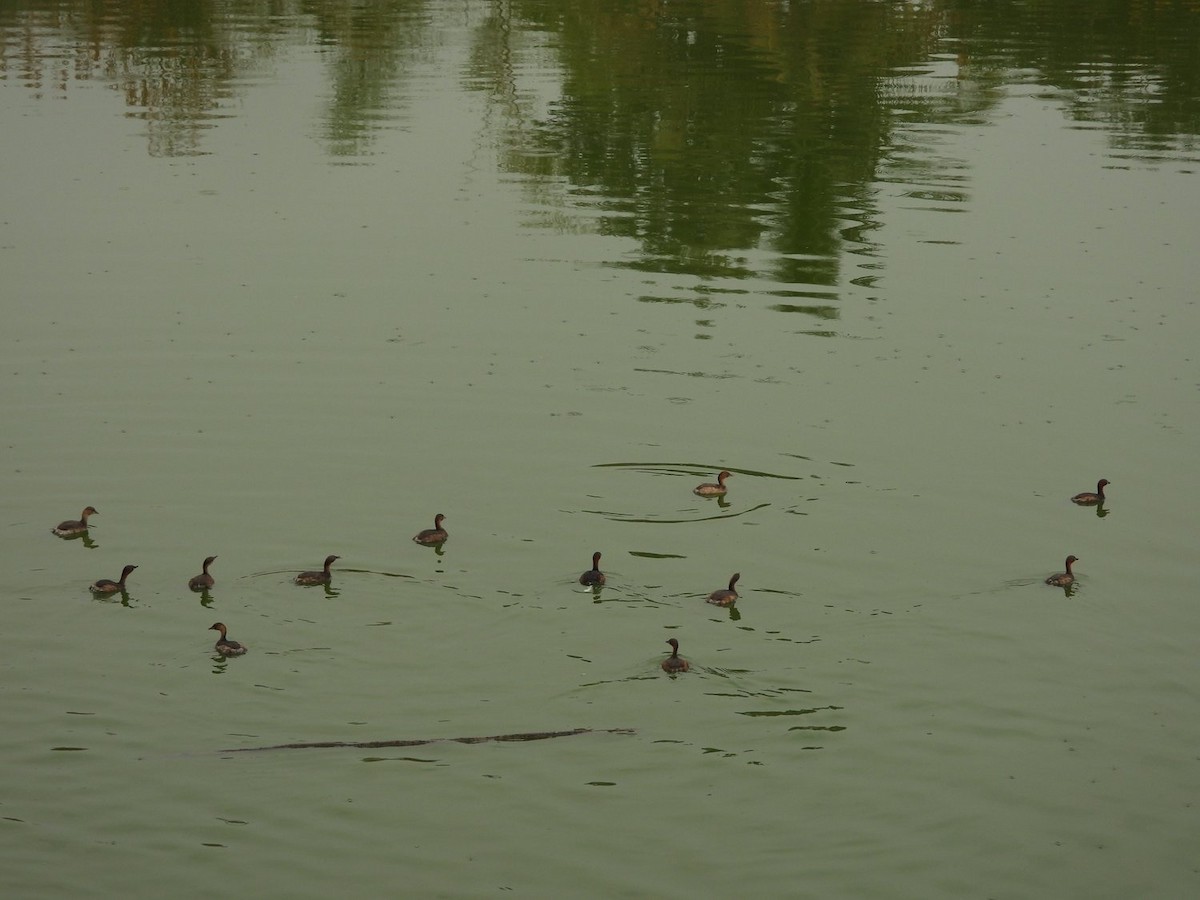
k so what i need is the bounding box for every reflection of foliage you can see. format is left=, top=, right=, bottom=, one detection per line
left=471, top=1, right=943, bottom=291
left=2, top=0, right=1197, bottom=181
left=946, top=0, right=1200, bottom=158
left=468, top=0, right=1200, bottom=293
left=1, top=0, right=275, bottom=156
left=306, top=0, right=431, bottom=157
left=0, top=0, right=433, bottom=157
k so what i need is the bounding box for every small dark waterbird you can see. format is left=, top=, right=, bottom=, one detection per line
left=90, top=564, right=137, bottom=594
left=209, top=622, right=247, bottom=657
left=295, top=554, right=340, bottom=586
left=1045, top=555, right=1079, bottom=588
left=53, top=506, right=98, bottom=536
left=188, top=555, right=217, bottom=591
left=693, top=471, right=732, bottom=496
left=413, top=513, right=448, bottom=545
left=707, top=572, right=740, bottom=607
left=1071, top=479, right=1110, bottom=505
left=579, top=551, right=605, bottom=587
left=661, top=638, right=689, bottom=673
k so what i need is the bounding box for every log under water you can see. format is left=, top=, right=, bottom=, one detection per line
left=219, top=727, right=635, bottom=753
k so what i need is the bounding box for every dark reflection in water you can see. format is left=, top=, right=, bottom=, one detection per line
left=3, top=0, right=1198, bottom=286
left=483, top=0, right=915, bottom=293
left=474, top=0, right=1200, bottom=313
left=53, top=530, right=99, bottom=549
left=584, top=503, right=770, bottom=525
left=0, top=0, right=433, bottom=156
left=310, top=0, right=433, bottom=157
left=5, top=3, right=1197, bottom=155
left=592, top=461, right=805, bottom=480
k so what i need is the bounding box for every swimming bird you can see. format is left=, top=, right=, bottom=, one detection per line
left=90, top=564, right=137, bottom=594
left=707, top=572, right=740, bottom=606
left=1045, top=555, right=1079, bottom=587
left=661, top=638, right=689, bottom=673
left=53, top=506, right=97, bottom=536
left=693, top=471, right=732, bottom=496
left=295, top=554, right=339, bottom=586
left=413, top=513, right=448, bottom=545
left=209, top=622, right=247, bottom=657
left=579, top=551, right=605, bottom=587
left=188, top=555, right=217, bottom=591
left=1071, top=479, right=1110, bottom=505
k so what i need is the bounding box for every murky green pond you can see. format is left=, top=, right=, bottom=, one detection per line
left=4, top=1, right=1199, bottom=897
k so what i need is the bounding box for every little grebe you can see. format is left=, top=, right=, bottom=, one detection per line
left=209, top=622, right=247, bottom=657
left=693, top=471, right=732, bottom=496
left=579, top=551, right=605, bottom=587
left=1071, top=479, right=1110, bottom=505
left=90, top=564, right=137, bottom=594
left=661, top=638, right=689, bottom=673
left=188, top=555, right=217, bottom=591
left=295, top=554, right=340, bottom=585
left=707, top=572, right=740, bottom=606
left=413, top=513, right=448, bottom=545
left=1045, top=555, right=1079, bottom=587
left=53, top=506, right=98, bottom=536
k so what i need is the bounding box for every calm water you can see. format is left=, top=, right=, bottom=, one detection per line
left=3, top=1, right=1200, bottom=897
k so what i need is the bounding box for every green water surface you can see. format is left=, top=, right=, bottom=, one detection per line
left=3, top=2, right=1199, bottom=898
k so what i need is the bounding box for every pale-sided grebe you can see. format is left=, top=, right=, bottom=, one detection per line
left=188, top=556, right=217, bottom=591
left=209, top=622, right=247, bottom=656
left=661, top=638, right=689, bottom=673
left=90, top=564, right=137, bottom=594
left=1071, top=479, right=1110, bottom=505
left=707, top=572, right=740, bottom=606
left=53, top=506, right=98, bottom=536
left=1045, top=555, right=1079, bottom=587
left=693, top=471, right=732, bottom=496
left=295, top=554, right=340, bottom=585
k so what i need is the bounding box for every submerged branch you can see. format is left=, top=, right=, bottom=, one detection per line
left=219, top=727, right=635, bottom=753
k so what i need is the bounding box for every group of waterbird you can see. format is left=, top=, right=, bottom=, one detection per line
left=1043, top=478, right=1112, bottom=588
left=573, top=470, right=739, bottom=672
left=52, top=508, right=451, bottom=659
left=51, top=473, right=1110, bottom=671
